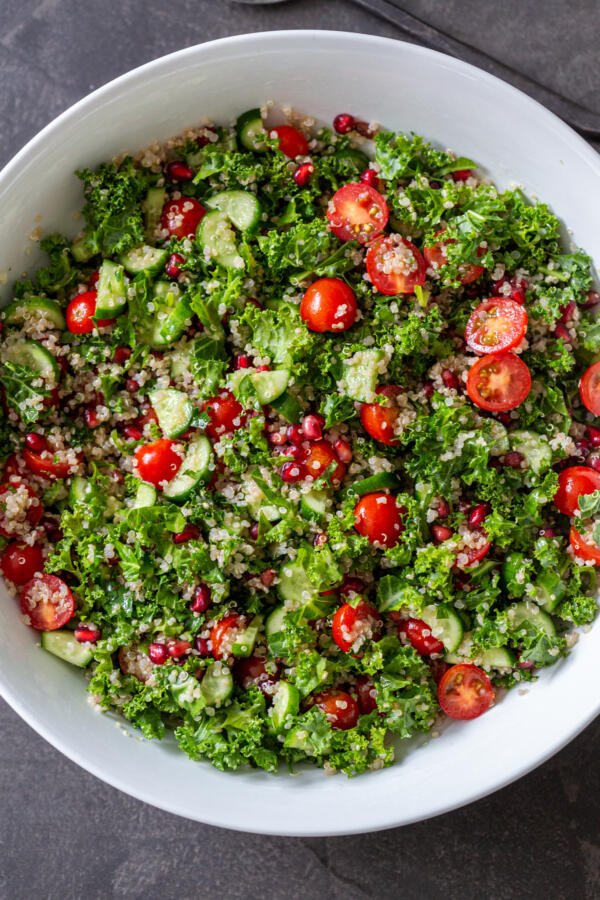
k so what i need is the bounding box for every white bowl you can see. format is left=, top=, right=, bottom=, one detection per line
left=1, top=31, right=599, bottom=836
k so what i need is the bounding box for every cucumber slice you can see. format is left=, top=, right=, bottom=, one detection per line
left=170, top=340, right=193, bottom=380
left=71, top=231, right=99, bottom=262
left=236, top=108, right=267, bottom=151
left=265, top=604, right=286, bottom=636
left=4, top=339, right=59, bottom=388
left=2, top=297, right=66, bottom=330
left=249, top=369, right=290, bottom=404
left=69, top=475, right=91, bottom=505
left=530, top=570, right=566, bottom=612
left=300, top=489, right=330, bottom=521
left=95, top=260, right=128, bottom=319
left=340, top=349, right=386, bottom=402
left=445, top=633, right=516, bottom=669
left=120, top=244, right=168, bottom=276
left=132, top=482, right=157, bottom=508
left=144, top=282, right=192, bottom=349
left=421, top=604, right=464, bottom=653
left=170, top=670, right=205, bottom=717
left=278, top=558, right=316, bottom=606
left=149, top=388, right=194, bottom=439
left=243, top=478, right=282, bottom=523
left=508, top=601, right=556, bottom=637
left=510, top=430, right=552, bottom=474
left=143, top=186, right=167, bottom=242
left=206, top=190, right=262, bottom=233
left=346, top=472, right=401, bottom=498
left=270, top=681, right=300, bottom=733
left=269, top=391, right=302, bottom=423
left=231, top=617, right=261, bottom=658
left=199, top=663, right=234, bottom=707
left=163, top=434, right=213, bottom=502
left=41, top=631, right=93, bottom=667
left=197, top=210, right=244, bottom=270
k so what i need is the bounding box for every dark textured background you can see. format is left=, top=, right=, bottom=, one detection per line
left=1, top=2, right=599, bottom=897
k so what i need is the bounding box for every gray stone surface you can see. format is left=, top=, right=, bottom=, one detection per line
left=0, top=1, right=599, bottom=897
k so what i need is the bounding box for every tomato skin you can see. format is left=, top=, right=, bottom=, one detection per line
left=331, top=601, right=382, bottom=652
left=554, top=466, right=600, bottom=516
left=360, top=385, right=403, bottom=445
left=312, top=690, right=360, bottom=730
left=569, top=526, right=600, bottom=564
left=160, top=197, right=206, bottom=239
left=299, top=278, right=358, bottom=333
left=354, top=492, right=405, bottom=548
left=327, top=183, right=388, bottom=244
left=465, top=298, right=528, bottom=355
left=23, top=445, right=81, bottom=480
left=270, top=125, right=309, bottom=159
left=438, top=663, right=495, bottom=720
left=466, top=352, right=531, bottom=412
left=398, top=617, right=444, bottom=656
left=210, top=613, right=247, bottom=660
left=202, top=391, right=246, bottom=441
left=0, top=481, right=43, bottom=537
left=580, top=360, right=600, bottom=416
left=456, top=537, right=492, bottom=569
left=0, top=542, right=44, bottom=585
left=133, top=439, right=182, bottom=488
left=354, top=675, right=377, bottom=714
left=66, top=290, right=114, bottom=333
left=19, top=574, right=75, bottom=631
left=302, top=439, right=347, bottom=486
left=423, top=233, right=484, bottom=285
left=366, top=235, right=426, bottom=296
left=234, top=655, right=279, bottom=695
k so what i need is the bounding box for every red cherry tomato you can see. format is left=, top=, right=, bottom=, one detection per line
left=0, top=542, right=44, bottom=585
left=210, top=613, right=247, bottom=660
left=66, top=290, right=114, bottom=333
left=331, top=601, right=382, bottom=652
left=19, top=574, right=75, bottom=631
left=312, top=690, right=360, bottom=730
left=202, top=391, right=247, bottom=441
left=160, top=197, right=206, bottom=239
left=423, top=232, right=484, bottom=285
left=569, top=526, right=600, bottom=565
left=455, top=536, right=492, bottom=569
left=234, top=655, right=279, bottom=695
left=554, top=466, right=600, bottom=516
left=398, top=617, right=445, bottom=656
left=580, top=360, right=600, bottom=416
left=299, top=278, right=358, bottom=333
left=466, top=353, right=531, bottom=412
left=134, top=439, right=182, bottom=488
left=302, top=439, right=347, bottom=486
left=438, top=664, right=495, bottom=720
left=2, top=454, right=23, bottom=479
left=270, top=125, right=309, bottom=158
left=354, top=492, right=405, bottom=548
left=327, top=183, right=388, bottom=244
left=0, top=481, right=43, bottom=537
left=354, top=675, right=377, bottom=714
left=366, top=235, right=426, bottom=296
left=465, top=298, right=528, bottom=355
left=23, top=444, right=81, bottom=480
left=359, top=385, right=404, bottom=445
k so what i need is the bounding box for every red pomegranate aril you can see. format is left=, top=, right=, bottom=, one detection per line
left=113, top=346, right=132, bottom=365
left=495, top=411, right=512, bottom=426
left=441, top=369, right=459, bottom=390
left=468, top=503, right=489, bottom=528
left=190, top=583, right=212, bottom=614
left=504, top=451, right=524, bottom=468
left=286, top=424, right=304, bottom=445
left=148, top=643, right=168, bottom=665
left=586, top=426, right=600, bottom=448
left=560, top=301, right=576, bottom=324
left=333, top=113, right=355, bottom=134
left=436, top=498, right=450, bottom=519
left=74, top=623, right=101, bottom=644
left=125, top=378, right=139, bottom=393
left=235, top=354, right=251, bottom=370
left=41, top=516, right=62, bottom=541
left=575, top=438, right=591, bottom=457
left=172, top=525, right=200, bottom=544
left=432, top=524, right=453, bottom=543
left=166, top=639, right=192, bottom=659
left=584, top=290, right=600, bottom=308
left=539, top=527, right=556, bottom=539
left=333, top=437, right=353, bottom=463
left=165, top=252, right=185, bottom=278
left=452, top=169, right=473, bottom=182
left=340, top=576, right=364, bottom=598
left=554, top=323, right=571, bottom=342
left=88, top=271, right=100, bottom=289
left=84, top=407, right=100, bottom=429
left=196, top=128, right=216, bottom=148
left=313, top=531, right=328, bottom=547
left=429, top=658, right=449, bottom=684
left=519, top=658, right=535, bottom=670
left=511, top=287, right=525, bottom=304
left=165, top=161, right=194, bottom=181
left=260, top=568, right=276, bottom=587
left=123, top=425, right=143, bottom=442
left=302, top=414, right=324, bottom=441
left=195, top=637, right=211, bottom=657
left=293, top=162, right=314, bottom=187
left=255, top=364, right=270, bottom=373
left=280, top=461, right=306, bottom=483
left=354, top=120, right=376, bottom=138
left=249, top=522, right=259, bottom=541
left=267, top=429, right=287, bottom=446
left=25, top=433, right=47, bottom=453
left=588, top=454, right=600, bottom=472
left=423, top=381, right=434, bottom=399
left=359, top=168, right=380, bottom=188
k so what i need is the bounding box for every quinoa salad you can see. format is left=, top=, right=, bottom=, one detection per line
left=1, top=107, right=600, bottom=777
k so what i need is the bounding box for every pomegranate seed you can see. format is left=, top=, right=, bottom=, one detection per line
left=554, top=323, right=571, bottom=342
left=539, top=528, right=556, bottom=538
left=268, top=429, right=287, bottom=446
left=441, top=369, right=459, bottom=390
left=165, top=252, right=185, bottom=278
left=423, top=381, right=434, bottom=399
left=333, top=437, right=353, bottom=463
left=280, top=461, right=307, bottom=483
left=123, top=425, right=143, bottom=442
left=584, top=290, right=600, bottom=308
left=302, top=414, right=324, bottom=441
left=113, top=346, right=132, bottom=365
left=235, top=354, right=250, bottom=370
left=40, top=516, right=62, bottom=541
left=196, top=128, right=216, bottom=148
left=287, top=424, right=304, bottom=445
left=313, top=531, right=328, bottom=547
left=88, top=271, right=100, bottom=289
left=560, top=301, right=576, bottom=324
left=354, top=120, right=376, bottom=138
left=575, top=438, right=591, bottom=457
left=165, top=161, right=194, bottom=181
left=333, top=113, right=355, bottom=134
left=359, top=168, right=379, bottom=188
left=503, top=451, right=524, bottom=468
left=452, top=169, right=473, bottom=182
left=249, top=522, right=259, bottom=541
left=511, top=288, right=526, bottom=305
left=495, top=411, right=512, bottom=426
left=340, top=576, right=364, bottom=598
left=588, top=454, right=600, bottom=472
left=25, top=433, right=47, bottom=453
left=166, top=639, right=192, bottom=659
left=255, top=364, right=270, bottom=372
left=190, top=584, right=212, bottom=614
left=110, top=470, right=125, bottom=485
left=436, top=498, right=450, bottom=519
left=172, top=525, right=200, bottom=544
left=586, top=426, right=600, bottom=448
left=84, top=407, right=100, bottom=429
left=74, top=623, right=101, bottom=643
left=518, top=659, right=535, bottom=670
left=468, top=503, right=489, bottom=528
left=148, top=643, right=168, bottom=665
left=260, top=568, right=276, bottom=587
left=430, top=180, right=442, bottom=189
left=293, top=161, right=314, bottom=187
left=432, top=524, right=453, bottom=543
left=195, top=636, right=211, bottom=657
left=125, top=377, right=139, bottom=393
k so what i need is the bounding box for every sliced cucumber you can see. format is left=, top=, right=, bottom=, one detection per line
left=249, top=368, right=290, bottom=404
left=41, top=631, right=93, bottom=667
left=530, top=570, right=566, bottom=612
left=200, top=663, right=234, bottom=707
left=169, top=340, right=193, bottom=380
left=2, top=297, right=66, bottom=330
left=243, top=477, right=282, bottom=523
left=269, top=391, right=302, bottom=424
left=132, top=481, right=157, bottom=509
left=270, top=681, right=300, bottom=733
left=95, top=260, right=128, bottom=319
left=231, top=617, right=261, bottom=658
left=278, top=557, right=316, bottom=606
left=143, top=186, right=167, bottom=242
left=197, top=210, right=244, bottom=270
left=206, top=190, right=262, bottom=233
left=143, top=282, right=192, bottom=349
left=149, top=388, right=194, bottom=439
left=236, top=108, right=267, bottom=151
left=163, top=434, right=213, bottom=502
left=120, top=244, right=168, bottom=276
left=508, top=600, right=556, bottom=637
left=445, top=633, right=515, bottom=669
left=170, top=670, right=205, bottom=717
left=4, top=339, right=59, bottom=388
left=69, top=475, right=91, bottom=505
left=346, top=472, right=401, bottom=498
left=421, top=604, right=464, bottom=654
left=340, top=349, right=386, bottom=402
left=300, top=489, right=330, bottom=521
left=265, top=604, right=286, bottom=636
left=510, top=430, right=552, bottom=474
left=71, top=231, right=99, bottom=262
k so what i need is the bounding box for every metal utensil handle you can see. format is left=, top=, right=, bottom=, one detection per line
left=350, top=0, right=600, bottom=139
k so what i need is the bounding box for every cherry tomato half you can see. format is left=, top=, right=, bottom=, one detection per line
left=270, top=125, right=309, bottom=159
left=66, top=290, right=114, bottom=334
left=302, top=439, right=347, bottom=486
left=423, top=231, right=484, bottom=285
left=299, top=278, right=358, bottom=333
left=466, top=353, right=531, bottom=412
left=134, top=439, right=182, bottom=488
left=19, top=574, right=75, bottom=631
left=580, top=360, right=600, bottom=416
left=160, top=197, right=206, bottom=239
left=354, top=492, right=405, bottom=548
left=366, top=235, right=426, bottom=296
left=569, top=526, right=600, bottom=565
left=0, top=481, right=43, bottom=537
left=398, top=617, right=444, bottom=656
left=437, top=663, right=495, bottom=720
left=0, top=542, right=44, bottom=585
left=210, top=613, right=247, bottom=660
left=312, top=690, right=360, bottom=730
left=465, top=298, right=528, bottom=355
left=23, top=444, right=81, bottom=480
left=554, top=466, right=600, bottom=516
left=202, top=391, right=247, bottom=441
left=331, top=601, right=382, bottom=652
left=360, top=385, right=404, bottom=446
left=234, top=655, right=279, bottom=696
left=327, top=183, right=388, bottom=244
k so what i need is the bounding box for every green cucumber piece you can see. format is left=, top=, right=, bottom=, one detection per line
left=300, top=489, right=330, bottom=521
left=270, top=681, right=300, bottom=733
left=206, top=190, right=262, bottom=233
left=132, top=482, right=157, bottom=508
left=236, top=108, right=267, bottom=151
left=41, top=631, right=93, bottom=667
left=143, top=186, right=167, bottom=242
left=144, top=282, right=191, bottom=348
left=71, top=231, right=99, bottom=263
left=120, top=245, right=168, bottom=276
left=170, top=670, right=205, bottom=717
left=445, top=633, right=515, bottom=669
left=163, top=434, right=213, bottom=502
left=510, top=430, right=552, bottom=474
left=2, top=297, right=65, bottom=330
left=531, top=570, right=566, bottom=612
left=243, top=477, right=282, bottom=523
left=149, top=388, right=194, bottom=439
left=197, top=209, right=244, bottom=270
left=4, top=339, right=59, bottom=388
left=507, top=601, right=556, bottom=637
left=230, top=616, right=261, bottom=659
left=95, top=260, right=128, bottom=319
left=269, top=391, right=302, bottom=423
left=249, top=368, right=290, bottom=404
left=265, top=604, right=286, bottom=636
left=278, top=558, right=316, bottom=606
left=69, top=476, right=91, bottom=505
left=346, top=472, right=401, bottom=498
left=170, top=340, right=193, bottom=380
left=421, top=604, right=464, bottom=653
left=200, top=663, right=234, bottom=707
left=340, top=349, right=386, bottom=402
left=333, top=146, right=370, bottom=171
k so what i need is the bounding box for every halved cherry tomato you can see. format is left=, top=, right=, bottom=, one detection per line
left=202, top=391, right=246, bottom=441
left=580, top=360, right=600, bottom=416
left=302, top=439, right=347, bottom=486
left=360, top=385, right=403, bottom=445
left=569, top=526, right=600, bottom=565
left=466, top=352, right=531, bottom=412
left=331, top=601, right=382, bottom=652
left=311, top=690, right=360, bottom=730
left=160, top=197, right=206, bottom=239
left=366, top=235, right=426, bottom=296
left=270, top=125, right=309, bottom=158
left=234, top=655, right=279, bottom=695
left=66, top=290, right=114, bottom=333
left=19, top=574, right=75, bottom=631
left=0, top=542, right=44, bottom=585
left=465, top=298, right=528, bottom=354
left=354, top=675, right=377, bottom=714
left=398, top=617, right=444, bottom=656
left=0, top=481, right=43, bottom=537
left=438, top=663, right=495, bottom=720
left=210, top=613, right=247, bottom=660
left=23, top=442, right=82, bottom=480
left=2, top=454, right=23, bottom=480
left=327, top=183, right=388, bottom=244
left=423, top=230, right=484, bottom=285
left=299, top=278, right=357, bottom=333
left=554, top=466, right=600, bottom=516
left=354, top=492, right=405, bottom=548
left=455, top=536, right=492, bottom=569
left=133, top=439, right=182, bottom=488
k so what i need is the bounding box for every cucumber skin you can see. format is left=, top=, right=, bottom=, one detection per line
left=2, top=297, right=66, bottom=330
left=41, top=631, right=93, bottom=667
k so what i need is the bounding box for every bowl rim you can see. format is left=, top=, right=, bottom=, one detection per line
left=0, top=29, right=599, bottom=835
